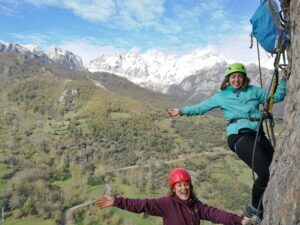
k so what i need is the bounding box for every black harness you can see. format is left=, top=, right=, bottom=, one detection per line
left=227, top=117, right=261, bottom=126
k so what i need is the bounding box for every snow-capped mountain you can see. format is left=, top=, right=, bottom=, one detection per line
left=1, top=41, right=275, bottom=104
left=88, top=48, right=227, bottom=93
left=0, top=40, right=50, bottom=63
left=48, top=47, right=84, bottom=70
left=87, top=48, right=277, bottom=102
left=0, top=40, right=281, bottom=115
left=0, top=41, right=83, bottom=70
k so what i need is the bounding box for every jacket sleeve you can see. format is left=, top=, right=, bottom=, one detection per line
left=113, top=196, right=165, bottom=217
left=256, top=79, right=286, bottom=104
left=180, top=93, right=220, bottom=116
left=198, top=202, right=244, bottom=225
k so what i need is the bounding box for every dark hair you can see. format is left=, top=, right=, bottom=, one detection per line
left=167, top=182, right=197, bottom=199
left=220, top=73, right=250, bottom=90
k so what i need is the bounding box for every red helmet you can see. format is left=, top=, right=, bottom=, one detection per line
left=168, top=168, right=191, bottom=186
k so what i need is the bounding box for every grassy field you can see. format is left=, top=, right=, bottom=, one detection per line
left=4, top=217, right=56, bottom=225
left=0, top=179, right=5, bottom=193
left=0, top=153, right=8, bottom=193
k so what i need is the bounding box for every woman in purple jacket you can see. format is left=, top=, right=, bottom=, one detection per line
left=95, top=168, right=257, bottom=225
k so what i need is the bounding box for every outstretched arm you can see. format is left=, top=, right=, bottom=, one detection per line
left=95, top=196, right=166, bottom=217
left=256, top=78, right=286, bottom=104
left=198, top=201, right=247, bottom=225
left=169, top=94, right=220, bottom=117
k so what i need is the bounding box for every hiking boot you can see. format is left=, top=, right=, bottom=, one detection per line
left=245, top=205, right=263, bottom=220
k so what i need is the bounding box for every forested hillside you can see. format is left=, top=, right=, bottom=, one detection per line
left=0, top=52, right=266, bottom=225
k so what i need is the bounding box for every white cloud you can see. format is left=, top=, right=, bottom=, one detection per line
left=107, top=0, right=167, bottom=29
left=213, top=32, right=275, bottom=69
left=21, top=0, right=116, bottom=22
left=211, top=9, right=226, bottom=20
left=64, top=0, right=115, bottom=22
left=165, top=0, right=239, bottom=39
left=11, top=32, right=53, bottom=46
left=18, top=0, right=166, bottom=27
left=0, top=1, right=18, bottom=16
left=118, top=0, right=165, bottom=22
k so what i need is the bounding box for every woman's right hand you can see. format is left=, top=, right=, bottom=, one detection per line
left=95, top=196, right=114, bottom=209
left=168, top=108, right=180, bottom=117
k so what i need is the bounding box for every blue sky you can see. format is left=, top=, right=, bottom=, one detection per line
left=0, top=0, right=276, bottom=65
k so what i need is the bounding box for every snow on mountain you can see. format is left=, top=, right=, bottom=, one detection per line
left=1, top=40, right=274, bottom=103
left=87, top=47, right=276, bottom=108
left=47, top=47, right=84, bottom=70
left=0, top=40, right=9, bottom=51
left=0, top=41, right=50, bottom=63
left=88, top=48, right=227, bottom=93
left=0, top=40, right=83, bottom=70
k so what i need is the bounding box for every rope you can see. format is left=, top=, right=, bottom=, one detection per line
left=256, top=41, right=263, bottom=88
left=256, top=39, right=272, bottom=143
left=250, top=48, right=281, bottom=192
left=250, top=0, right=290, bottom=197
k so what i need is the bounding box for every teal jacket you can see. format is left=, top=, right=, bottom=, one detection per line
left=180, top=80, right=286, bottom=136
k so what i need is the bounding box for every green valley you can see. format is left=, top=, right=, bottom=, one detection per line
left=0, top=53, right=283, bottom=225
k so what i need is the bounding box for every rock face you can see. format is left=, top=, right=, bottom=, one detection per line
left=263, top=0, right=300, bottom=224
left=0, top=41, right=50, bottom=63
left=48, top=47, right=84, bottom=70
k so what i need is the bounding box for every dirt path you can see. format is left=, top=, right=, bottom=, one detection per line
left=104, top=151, right=224, bottom=173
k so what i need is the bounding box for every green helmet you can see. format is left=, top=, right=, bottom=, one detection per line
left=225, top=63, right=247, bottom=76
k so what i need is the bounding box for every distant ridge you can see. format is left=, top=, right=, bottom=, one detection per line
left=0, top=52, right=179, bottom=108
left=0, top=40, right=84, bottom=70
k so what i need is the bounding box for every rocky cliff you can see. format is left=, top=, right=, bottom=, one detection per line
left=263, top=0, right=300, bottom=224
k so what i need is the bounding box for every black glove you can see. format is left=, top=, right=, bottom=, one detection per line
left=282, top=68, right=290, bottom=81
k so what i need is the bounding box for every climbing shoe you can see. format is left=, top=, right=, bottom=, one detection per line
left=245, top=205, right=263, bottom=220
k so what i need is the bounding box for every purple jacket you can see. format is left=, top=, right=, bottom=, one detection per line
left=114, top=196, right=244, bottom=225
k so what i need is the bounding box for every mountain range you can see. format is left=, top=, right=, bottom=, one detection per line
left=87, top=48, right=228, bottom=93
left=1, top=40, right=283, bottom=116
left=0, top=40, right=84, bottom=70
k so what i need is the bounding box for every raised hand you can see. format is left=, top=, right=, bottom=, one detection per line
left=168, top=108, right=180, bottom=117
left=95, top=196, right=114, bottom=209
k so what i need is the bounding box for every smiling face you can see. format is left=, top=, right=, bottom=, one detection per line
left=173, top=181, right=191, bottom=201
left=229, top=72, right=245, bottom=89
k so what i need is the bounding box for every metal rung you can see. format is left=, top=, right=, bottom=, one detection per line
left=103, top=183, right=111, bottom=196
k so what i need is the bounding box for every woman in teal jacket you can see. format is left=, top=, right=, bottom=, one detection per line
left=168, top=63, right=287, bottom=219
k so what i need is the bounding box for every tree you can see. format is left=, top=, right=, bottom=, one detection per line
left=21, top=197, right=36, bottom=215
